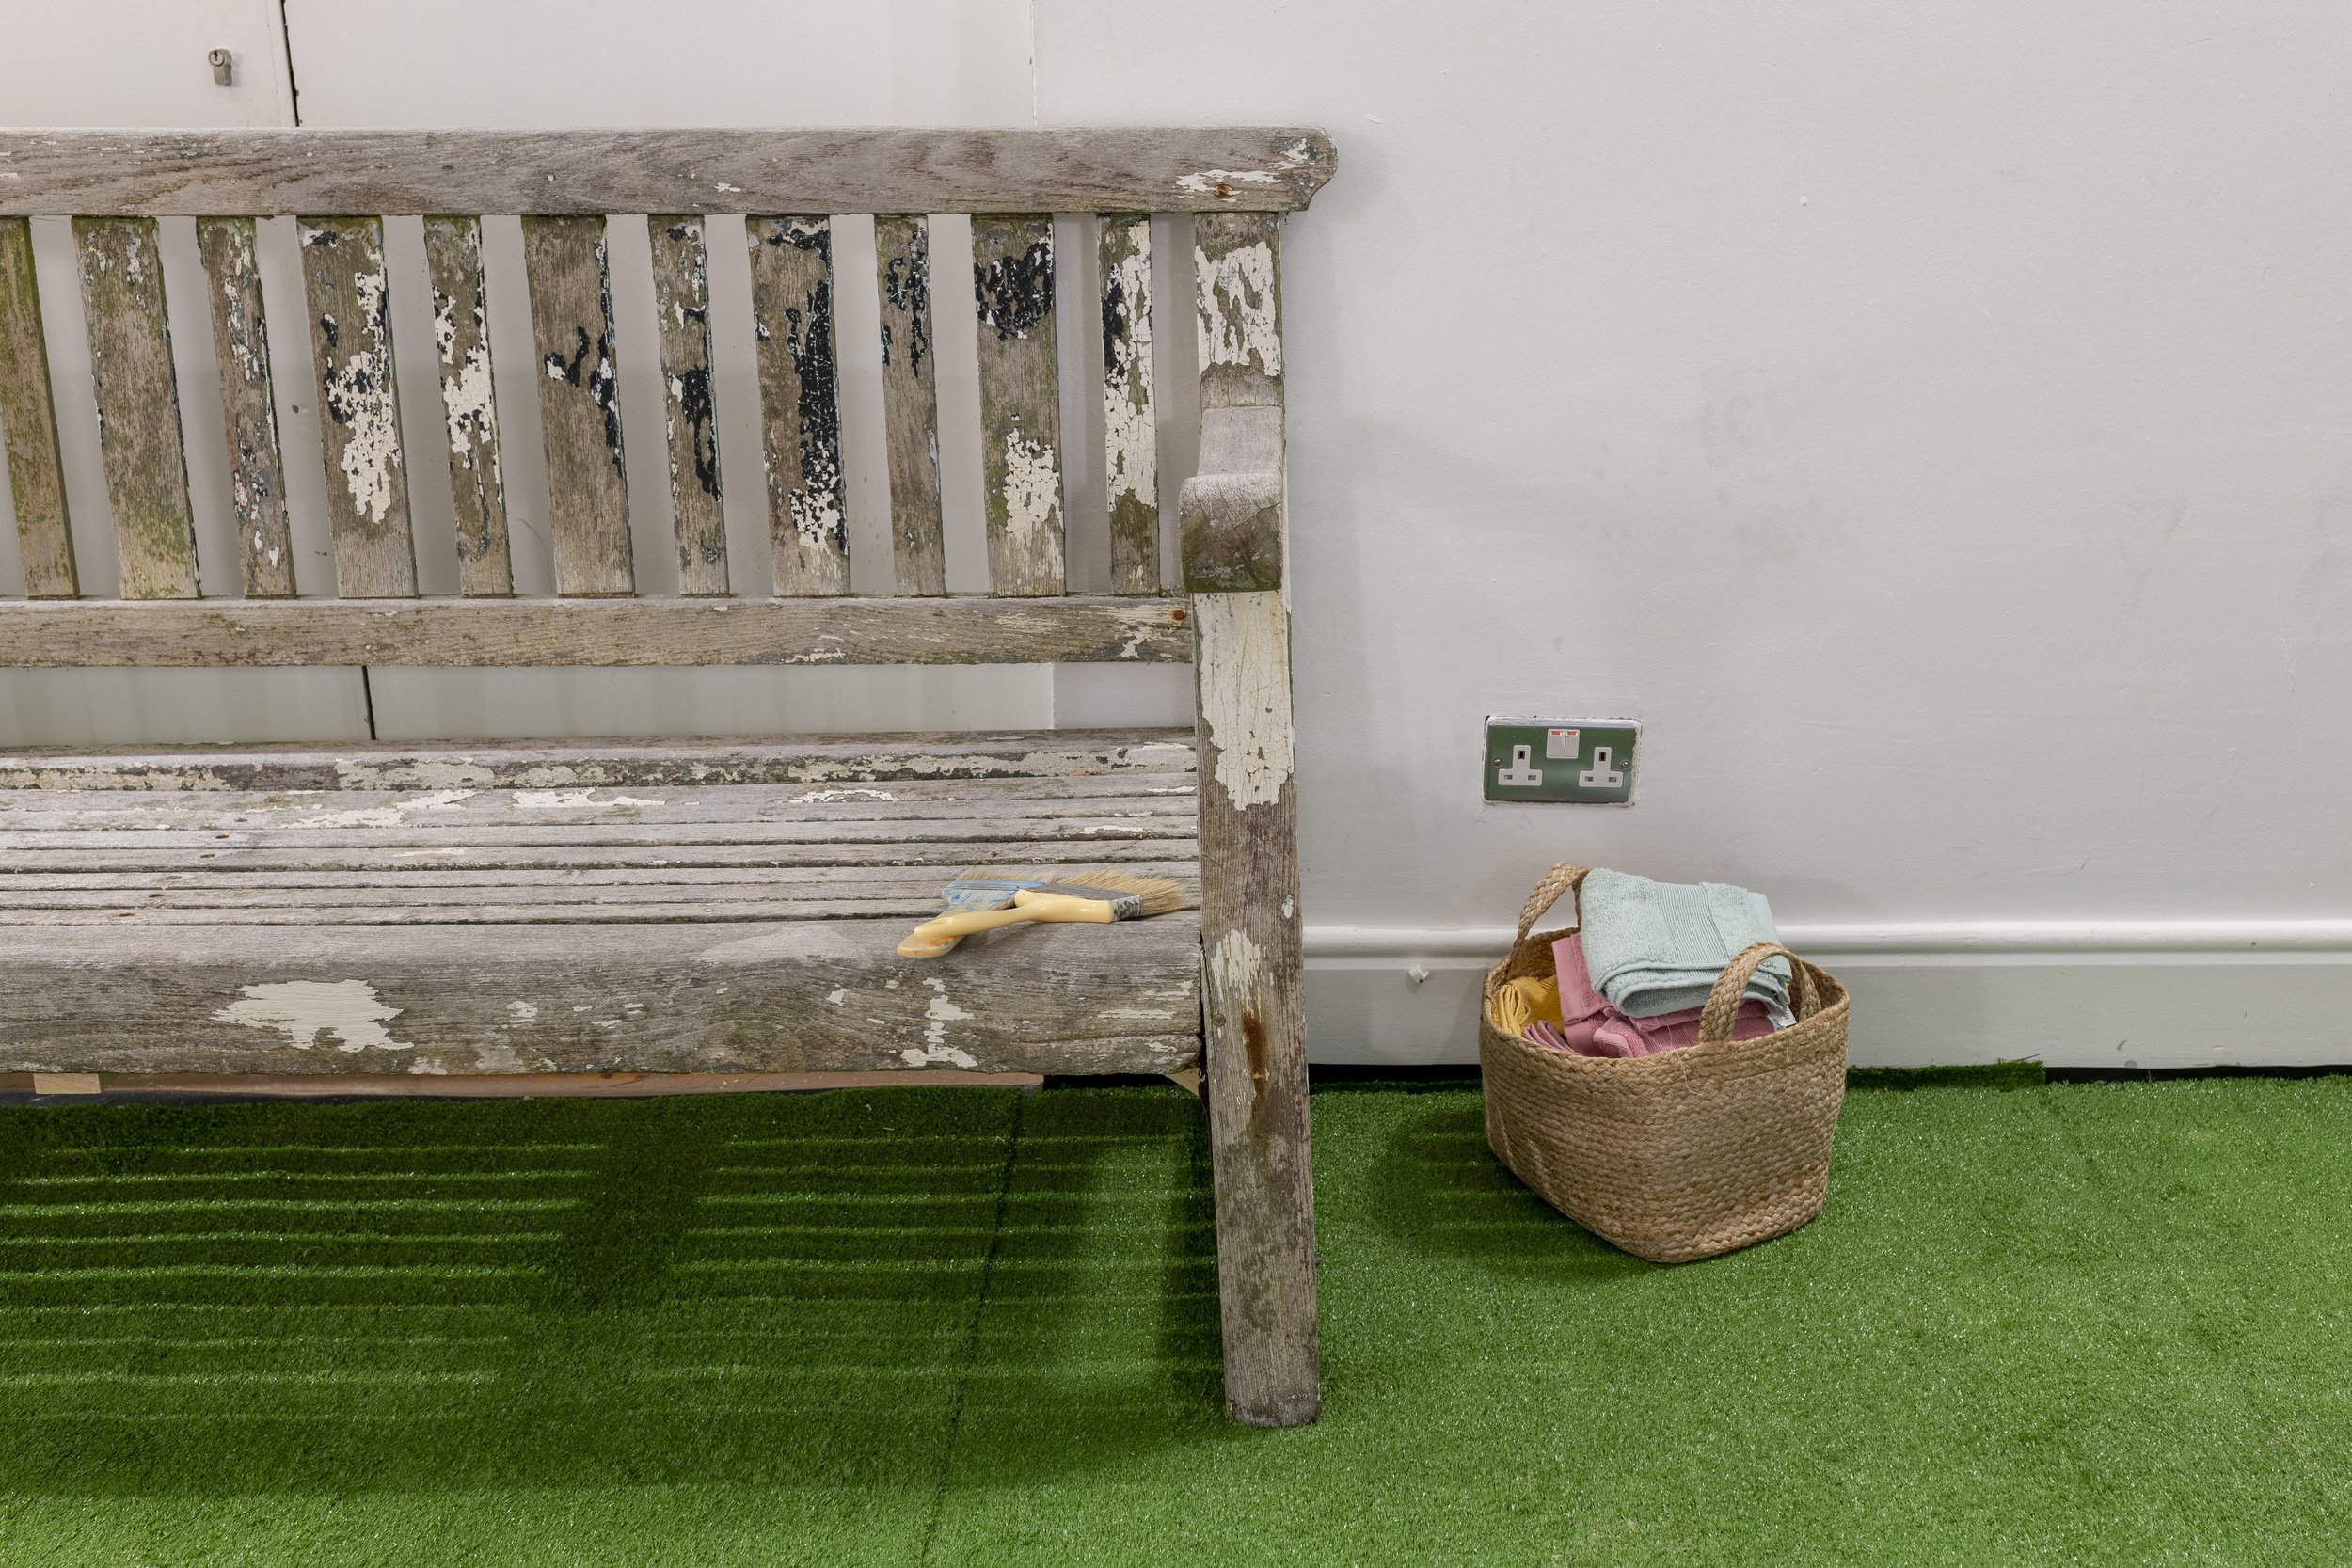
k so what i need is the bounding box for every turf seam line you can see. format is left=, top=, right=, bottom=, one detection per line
left=918, top=1095, right=1024, bottom=1567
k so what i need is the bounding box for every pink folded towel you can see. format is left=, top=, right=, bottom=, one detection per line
left=1533, top=933, right=1778, bottom=1058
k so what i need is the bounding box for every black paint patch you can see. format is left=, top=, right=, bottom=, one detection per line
left=881, top=225, right=931, bottom=378
left=1103, top=272, right=1135, bottom=383
left=974, top=234, right=1053, bottom=341
left=674, top=363, right=720, bottom=501
left=784, top=280, right=846, bottom=552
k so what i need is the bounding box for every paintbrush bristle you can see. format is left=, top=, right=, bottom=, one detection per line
left=1045, top=868, right=1191, bottom=916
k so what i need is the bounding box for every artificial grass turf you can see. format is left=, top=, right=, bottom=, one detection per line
left=0, top=1078, right=2344, bottom=1565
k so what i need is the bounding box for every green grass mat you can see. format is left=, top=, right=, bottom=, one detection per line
left=0, top=1077, right=2344, bottom=1565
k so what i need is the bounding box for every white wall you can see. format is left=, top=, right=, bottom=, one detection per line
left=6, top=2, right=2349, bottom=1065
left=1032, top=0, right=2352, bottom=1066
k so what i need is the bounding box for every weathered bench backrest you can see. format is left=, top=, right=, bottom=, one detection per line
left=0, top=128, right=1332, bottom=669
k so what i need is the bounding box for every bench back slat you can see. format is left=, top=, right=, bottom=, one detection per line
left=0, top=216, right=78, bottom=597
left=972, top=213, right=1066, bottom=597
left=296, top=214, right=418, bottom=597
left=747, top=215, right=851, bottom=596
left=421, top=214, right=515, bottom=597
left=873, top=214, right=946, bottom=596
left=1099, top=213, right=1160, bottom=594
left=75, top=216, right=201, bottom=599
left=521, top=214, right=635, bottom=597
left=194, top=216, right=296, bottom=597
left=647, top=215, right=727, bottom=596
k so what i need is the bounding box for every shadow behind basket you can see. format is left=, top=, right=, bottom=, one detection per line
left=1480, top=863, right=1851, bottom=1263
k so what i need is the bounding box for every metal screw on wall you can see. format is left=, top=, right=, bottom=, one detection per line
left=208, top=49, right=233, bottom=86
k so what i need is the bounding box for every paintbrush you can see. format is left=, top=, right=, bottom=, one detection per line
left=896, top=868, right=1188, bottom=958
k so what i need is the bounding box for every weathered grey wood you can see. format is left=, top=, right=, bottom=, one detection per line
left=522, top=215, right=633, bottom=596
left=8, top=838, right=1196, bottom=876
left=0, top=594, right=1190, bottom=667
left=748, top=216, right=850, bottom=595
left=194, top=218, right=295, bottom=597
left=296, top=215, right=417, bottom=598
left=1099, top=214, right=1160, bottom=594
left=0, top=217, right=77, bottom=596
left=421, top=215, right=513, bottom=597
left=1181, top=402, right=1284, bottom=593
left=1194, top=587, right=1316, bottom=1427
left=873, top=214, right=944, bottom=595
left=73, top=217, right=200, bottom=600
left=1195, top=213, right=1283, bottom=411
left=0, top=860, right=1200, bottom=895
left=648, top=215, right=727, bottom=595
left=0, top=728, right=1195, bottom=791
left=0, top=815, right=1198, bottom=852
left=0, top=917, right=1201, bottom=1076
left=0, top=778, right=1197, bottom=830
left=0, top=129, right=1337, bottom=216
left=972, top=214, right=1064, bottom=596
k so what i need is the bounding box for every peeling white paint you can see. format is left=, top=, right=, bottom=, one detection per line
left=507, top=1001, right=539, bottom=1021
left=319, top=263, right=405, bottom=524
left=1103, top=241, right=1156, bottom=512
left=899, top=1043, right=981, bottom=1069
left=790, top=787, right=897, bottom=804
left=1000, top=427, right=1060, bottom=553
left=788, top=475, right=847, bottom=554
left=1207, top=928, right=1267, bottom=1001
left=214, top=980, right=413, bottom=1053
left=334, top=759, right=497, bottom=791
left=435, top=287, right=498, bottom=465
left=1196, top=240, right=1282, bottom=378
left=407, top=1057, right=450, bottom=1075
left=1102, top=1006, right=1179, bottom=1022
left=511, top=789, right=665, bottom=809
left=295, top=789, right=476, bottom=829
left=1194, top=594, right=1294, bottom=808
left=1176, top=168, right=1283, bottom=196
left=825, top=988, right=848, bottom=1006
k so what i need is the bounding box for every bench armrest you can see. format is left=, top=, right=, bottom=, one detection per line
left=1179, top=404, right=1284, bottom=594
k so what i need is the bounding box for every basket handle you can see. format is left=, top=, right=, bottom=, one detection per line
left=1514, top=863, right=1592, bottom=946
left=1698, top=942, right=1821, bottom=1044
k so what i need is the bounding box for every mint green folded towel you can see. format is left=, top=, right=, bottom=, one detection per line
left=1576, top=869, right=1793, bottom=1022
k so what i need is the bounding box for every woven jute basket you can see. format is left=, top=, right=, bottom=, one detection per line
left=1480, top=863, right=1851, bottom=1263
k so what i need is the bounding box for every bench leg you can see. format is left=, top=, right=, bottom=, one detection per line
left=1194, top=589, right=1319, bottom=1427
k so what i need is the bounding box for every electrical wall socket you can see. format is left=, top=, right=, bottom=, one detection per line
left=1484, top=718, right=1639, bottom=803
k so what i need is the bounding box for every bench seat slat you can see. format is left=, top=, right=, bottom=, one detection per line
left=973, top=214, right=1065, bottom=596
left=297, top=214, right=418, bottom=597
left=421, top=215, right=514, bottom=596
left=0, top=920, right=1200, bottom=1076
left=0, top=728, right=1195, bottom=789
left=0, top=217, right=79, bottom=595
left=522, top=214, right=634, bottom=596
left=74, top=216, right=200, bottom=599
left=649, top=215, right=728, bottom=595
left=0, top=595, right=1192, bottom=667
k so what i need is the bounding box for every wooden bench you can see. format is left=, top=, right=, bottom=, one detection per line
left=0, top=127, right=1333, bottom=1426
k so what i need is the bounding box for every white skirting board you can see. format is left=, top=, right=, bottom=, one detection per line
left=1304, top=924, right=2352, bottom=1069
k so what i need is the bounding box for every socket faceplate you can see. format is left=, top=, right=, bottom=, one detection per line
left=1484, top=718, right=1639, bottom=804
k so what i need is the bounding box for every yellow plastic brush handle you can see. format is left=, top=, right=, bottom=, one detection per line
left=896, top=892, right=1114, bottom=958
